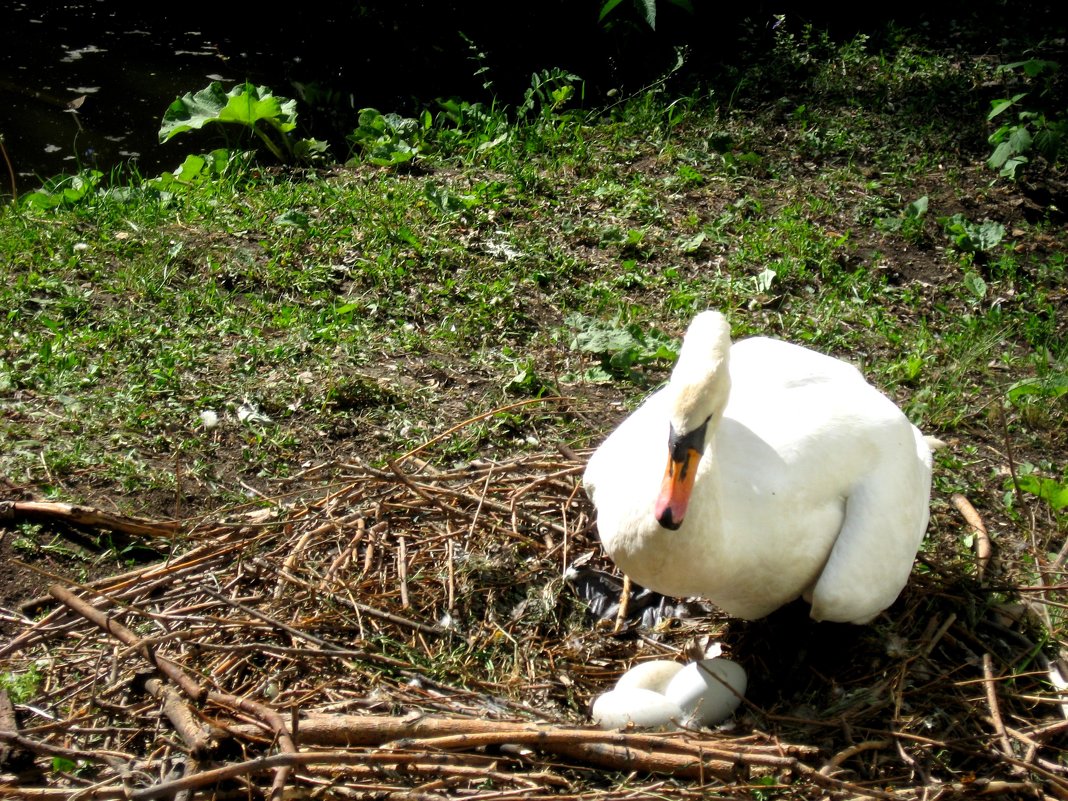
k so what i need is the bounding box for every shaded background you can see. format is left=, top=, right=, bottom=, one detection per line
left=2, top=0, right=1065, bottom=185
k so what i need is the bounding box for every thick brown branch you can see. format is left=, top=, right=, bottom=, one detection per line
left=0, top=500, right=179, bottom=538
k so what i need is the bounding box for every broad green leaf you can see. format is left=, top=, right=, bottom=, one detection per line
left=1008, top=126, right=1033, bottom=153
left=988, top=97, right=1017, bottom=122
left=963, top=272, right=987, bottom=299
left=567, top=314, right=679, bottom=385
left=20, top=171, right=102, bottom=210
left=988, top=140, right=1014, bottom=170
left=975, top=220, right=1005, bottom=251
left=273, top=210, right=310, bottom=228
left=1000, top=156, right=1027, bottom=179
left=1017, top=475, right=1068, bottom=511
left=639, top=0, right=657, bottom=29
left=755, top=267, right=777, bottom=293
left=159, top=82, right=297, bottom=143
left=293, top=138, right=330, bottom=161
left=906, top=196, right=928, bottom=218
left=177, top=154, right=209, bottom=179
left=573, top=324, right=639, bottom=355
left=1003, top=59, right=1060, bottom=78
left=51, top=757, right=78, bottom=773
left=677, top=231, right=706, bottom=253
left=349, top=108, right=422, bottom=165
left=1033, top=127, right=1061, bottom=160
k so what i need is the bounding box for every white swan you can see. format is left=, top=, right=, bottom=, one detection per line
left=583, top=311, right=936, bottom=624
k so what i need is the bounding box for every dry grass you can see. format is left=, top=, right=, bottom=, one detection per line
left=1, top=412, right=1065, bottom=800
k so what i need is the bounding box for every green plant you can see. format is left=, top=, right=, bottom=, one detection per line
left=159, top=81, right=328, bottom=164
left=1016, top=468, right=1068, bottom=514
left=516, top=68, right=584, bottom=119
left=1008, top=373, right=1068, bottom=405
left=939, top=214, right=1005, bottom=255
left=147, top=149, right=235, bottom=193
left=19, top=170, right=103, bottom=210
left=567, top=314, right=679, bottom=383
left=0, top=662, right=43, bottom=703
left=878, top=195, right=928, bottom=242
left=987, top=60, right=1066, bottom=180
left=431, top=98, right=511, bottom=160
left=347, top=108, right=429, bottom=166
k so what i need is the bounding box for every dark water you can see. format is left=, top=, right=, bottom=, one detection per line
left=1, top=3, right=284, bottom=191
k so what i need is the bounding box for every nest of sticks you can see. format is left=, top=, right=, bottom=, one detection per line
left=1, top=443, right=1066, bottom=801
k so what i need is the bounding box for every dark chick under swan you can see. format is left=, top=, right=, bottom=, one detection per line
left=583, top=310, right=939, bottom=625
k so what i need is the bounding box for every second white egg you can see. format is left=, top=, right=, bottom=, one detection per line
left=664, top=658, right=747, bottom=727
left=614, top=659, right=685, bottom=694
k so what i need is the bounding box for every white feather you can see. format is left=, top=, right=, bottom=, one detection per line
left=583, top=310, right=936, bottom=624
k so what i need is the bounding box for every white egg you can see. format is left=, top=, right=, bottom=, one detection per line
left=591, top=688, right=684, bottom=731
left=614, top=659, right=685, bottom=694
left=664, top=658, right=747, bottom=727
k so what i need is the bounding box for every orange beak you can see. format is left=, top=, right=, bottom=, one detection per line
left=654, top=446, right=701, bottom=530
left=653, top=419, right=709, bottom=530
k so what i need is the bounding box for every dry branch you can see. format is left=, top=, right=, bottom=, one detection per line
left=221, top=713, right=816, bottom=781
left=0, top=500, right=179, bottom=539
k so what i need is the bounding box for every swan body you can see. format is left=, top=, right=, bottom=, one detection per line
left=583, top=311, right=935, bottom=624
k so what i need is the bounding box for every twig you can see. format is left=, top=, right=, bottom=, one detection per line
left=47, top=583, right=296, bottom=800
left=253, top=557, right=444, bottom=636
left=397, top=533, right=410, bottom=608
left=0, top=134, right=17, bottom=201
left=321, top=515, right=369, bottom=588
left=820, top=739, right=893, bottom=776
left=0, top=787, right=127, bottom=800
left=0, top=690, right=19, bottom=768
left=276, top=529, right=316, bottom=600
left=952, top=493, right=992, bottom=583
left=396, top=397, right=570, bottom=463
left=0, top=728, right=132, bottom=767
left=613, top=574, right=632, bottom=633
left=921, top=612, right=957, bottom=657
left=447, top=529, right=456, bottom=614
left=142, top=678, right=213, bottom=759
left=981, top=652, right=1016, bottom=762
left=232, top=715, right=908, bottom=800
left=127, top=749, right=567, bottom=801
left=385, top=460, right=470, bottom=523
left=468, top=463, right=494, bottom=542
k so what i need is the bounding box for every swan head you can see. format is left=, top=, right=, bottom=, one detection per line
left=654, top=311, right=732, bottom=530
